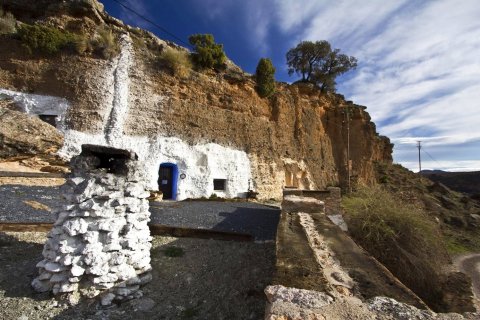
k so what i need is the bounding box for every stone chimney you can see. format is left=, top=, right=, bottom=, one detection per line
left=32, top=144, right=152, bottom=305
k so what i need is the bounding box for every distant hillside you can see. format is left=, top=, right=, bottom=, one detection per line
left=421, top=170, right=480, bottom=196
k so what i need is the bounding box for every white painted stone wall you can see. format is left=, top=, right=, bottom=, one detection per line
left=59, top=132, right=252, bottom=200
left=32, top=153, right=153, bottom=304
left=104, top=34, right=132, bottom=145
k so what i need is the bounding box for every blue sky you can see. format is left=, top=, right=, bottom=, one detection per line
left=101, top=0, right=480, bottom=172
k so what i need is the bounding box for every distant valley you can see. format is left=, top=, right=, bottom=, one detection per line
left=421, top=170, right=480, bottom=197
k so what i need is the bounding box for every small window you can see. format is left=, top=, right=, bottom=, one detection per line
left=213, top=179, right=226, bottom=191
left=38, top=114, right=58, bottom=127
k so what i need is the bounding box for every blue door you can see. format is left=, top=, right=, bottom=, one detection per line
left=158, top=163, right=178, bottom=200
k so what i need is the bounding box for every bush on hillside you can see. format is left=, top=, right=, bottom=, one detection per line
left=188, top=33, right=226, bottom=69
left=343, top=186, right=443, bottom=254
left=343, top=186, right=450, bottom=311
left=0, top=8, right=16, bottom=35
left=73, top=34, right=90, bottom=54
left=90, top=26, right=120, bottom=59
left=255, top=58, right=276, bottom=98
left=158, top=47, right=192, bottom=78
left=17, top=24, right=77, bottom=55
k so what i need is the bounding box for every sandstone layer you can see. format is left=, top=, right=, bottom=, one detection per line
left=0, top=0, right=392, bottom=199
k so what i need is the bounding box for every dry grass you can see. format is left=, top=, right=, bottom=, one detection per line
left=343, top=186, right=450, bottom=311
left=73, top=34, right=89, bottom=55
left=0, top=8, right=16, bottom=35
left=23, top=200, right=51, bottom=212
left=343, top=186, right=443, bottom=255
left=91, top=26, right=120, bottom=59
left=158, top=47, right=192, bottom=78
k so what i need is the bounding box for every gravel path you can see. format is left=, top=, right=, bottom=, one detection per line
left=150, top=201, right=280, bottom=241
left=455, top=253, right=480, bottom=304
left=0, top=185, right=60, bottom=222
left=0, top=184, right=280, bottom=241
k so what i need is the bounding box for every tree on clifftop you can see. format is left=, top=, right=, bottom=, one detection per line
left=188, top=33, right=226, bottom=69
left=286, top=40, right=357, bottom=92
left=255, top=58, right=276, bottom=98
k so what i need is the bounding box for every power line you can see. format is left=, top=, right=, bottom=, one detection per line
left=417, top=141, right=421, bottom=172
left=110, top=0, right=192, bottom=48
left=422, top=148, right=445, bottom=169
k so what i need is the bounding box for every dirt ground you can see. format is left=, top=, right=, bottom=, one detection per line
left=0, top=160, right=65, bottom=187
left=0, top=161, right=42, bottom=173
left=0, top=176, right=65, bottom=186
left=455, top=253, right=480, bottom=310
left=0, top=232, right=275, bottom=320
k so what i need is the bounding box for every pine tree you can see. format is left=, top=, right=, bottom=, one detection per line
left=255, top=58, right=276, bottom=98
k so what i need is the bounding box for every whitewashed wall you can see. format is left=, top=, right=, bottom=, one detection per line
left=60, top=132, right=252, bottom=200
left=0, top=34, right=252, bottom=200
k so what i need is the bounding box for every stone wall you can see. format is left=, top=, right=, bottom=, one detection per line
left=32, top=145, right=152, bottom=305
left=283, top=187, right=342, bottom=215
left=273, top=193, right=428, bottom=312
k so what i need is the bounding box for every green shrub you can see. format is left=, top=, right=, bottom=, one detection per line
left=188, top=33, right=226, bottom=69
left=0, top=8, right=16, bottom=35
left=17, top=24, right=77, bottom=55
left=158, top=47, right=192, bottom=77
left=91, top=26, right=119, bottom=59
left=181, top=307, right=199, bottom=319
left=255, top=58, right=276, bottom=98
left=379, top=175, right=389, bottom=184
left=73, top=34, right=90, bottom=54
left=164, top=246, right=184, bottom=257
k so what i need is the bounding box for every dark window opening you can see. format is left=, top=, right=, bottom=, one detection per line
left=91, top=153, right=129, bottom=175
left=38, top=114, right=58, bottom=127
left=213, top=179, right=226, bottom=191
left=79, top=144, right=137, bottom=175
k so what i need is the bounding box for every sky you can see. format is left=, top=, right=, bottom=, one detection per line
left=101, top=0, right=480, bottom=172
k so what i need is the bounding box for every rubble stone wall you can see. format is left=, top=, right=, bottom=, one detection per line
left=32, top=148, right=152, bottom=305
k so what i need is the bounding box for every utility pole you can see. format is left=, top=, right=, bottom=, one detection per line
left=417, top=141, right=422, bottom=172
left=345, top=106, right=351, bottom=193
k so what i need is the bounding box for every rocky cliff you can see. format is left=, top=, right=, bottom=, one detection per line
left=0, top=0, right=392, bottom=199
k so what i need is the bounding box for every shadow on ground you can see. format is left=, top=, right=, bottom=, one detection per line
left=0, top=232, right=54, bottom=315
left=0, top=230, right=276, bottom=320
left=0, top=193, right=280, bottom=319
left=150, top=201, right=281, bottom=241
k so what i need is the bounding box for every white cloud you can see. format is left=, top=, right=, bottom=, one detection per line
left=270, top=0, right=480, bottom=170
left=194, top=0, right=234, bottom=20
left=274, top=0, right=410, bottom=49
left=399, top=160, right=480, bottom=173
left=243, top=1, right=273, bottom=54
left=112, top=0, right=480, bottom=171
left=272, top=0, right=325, bottom=32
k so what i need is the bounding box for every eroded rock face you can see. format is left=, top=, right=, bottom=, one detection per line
left=0, top=106, right=63, bottom=159
left=32, top=145, right=152, bottom=305
left=0, top=0, right=393, bottom=200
